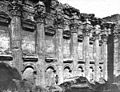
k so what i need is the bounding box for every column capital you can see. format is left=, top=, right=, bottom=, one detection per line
left=34, top=1, right=46, bottom=23
left=8, top=0, right=22, bottom=17
left=101, top=22, right=116, bottom=35
left=54, top=4, right=64, bottom=29
left=101, top=33, right=108, bottom=43
left=70, top=18, right=80, bottom=33
left=82, top=23, right=93, bottom=36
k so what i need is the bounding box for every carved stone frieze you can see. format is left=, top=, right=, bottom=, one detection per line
left=22, top=2, right=34, bottom=20
left=0, top=1, right=7, bottom=11
left=54, top=13, right=64, bottom=28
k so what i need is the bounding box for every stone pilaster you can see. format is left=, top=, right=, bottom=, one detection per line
left=83, top=23, right=91, bottom=80
left=102, top=36, right=108, bottom=80
left=8, top=0, right=23, bottom=74
left=55, top=8, right=64, bottom=84
left=107, top=24, right=115, bottom=83
left=34, top=1, right=46, bottom=86
left=70, top=21, right=79, bottom=76
left=94, top=35, right=100, bottom=81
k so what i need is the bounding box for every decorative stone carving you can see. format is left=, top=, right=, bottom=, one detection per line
left=0, top=1, right=8, bottom=13
left=70, top=7, right=80, bottom=33
left=80, top=14, right=93, bottom=35
left=51, top=0, right=59, bottom=10
left=34, top=1, right=46, bottom=23
left=22, top=1, right=34, bottom=21
left=54, top=3, right=64, bottom=29
left=8, top=0, right=22, bottom=17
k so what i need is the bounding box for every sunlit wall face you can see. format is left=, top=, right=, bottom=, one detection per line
left=58, top=0, right=120, bottom=18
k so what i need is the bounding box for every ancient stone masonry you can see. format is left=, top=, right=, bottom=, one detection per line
left=0, top=0, right=118, bottom=87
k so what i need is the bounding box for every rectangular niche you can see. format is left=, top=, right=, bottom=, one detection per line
left=0, top=28, right=11, bottom=55
left=45, top=35, right=56, bottom=58
left=21, top=30, right=36, bottom=56
left=89, top=44, right=94, bottom=60
left=63, top=39, right=71, bottom=58
left=77, top=42, right=83, bottom=59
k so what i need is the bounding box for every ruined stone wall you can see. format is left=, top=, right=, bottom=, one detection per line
left=0, top=0, right=117, bottom=87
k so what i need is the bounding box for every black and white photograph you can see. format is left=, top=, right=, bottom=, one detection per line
left=0, top=0, right=120, bottom=92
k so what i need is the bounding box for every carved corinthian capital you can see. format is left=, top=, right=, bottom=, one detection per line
left=34, top=1, right=46, bottom=23
left=54, top=3, right=64, bottom=29
left=8, top=0, right=22, bottom=17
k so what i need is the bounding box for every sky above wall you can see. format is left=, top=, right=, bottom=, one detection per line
left=58, top=0, right=120, bottom=18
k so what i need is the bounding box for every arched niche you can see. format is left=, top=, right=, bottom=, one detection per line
left=89, top=66, right=95, bottom=81
left=22, top=65, right=36, bottom=85
left=76, top=65, right=85, bottom=77
left=63, top=65, right=72, bottom=80
left=99, top=66, right=103, bottom=72
left=64, top=66, right=72, bottom=72
left=0, top=11, right=11, bottom=57
left=99, top=66, right=104, bottom=79
left=90, top=66, right=94, bottom=72
left=45, top=65, right=56, bottom=86
left=78, top=66, right=84, bottom=72
left=45, top=66, right=56, bottom=73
